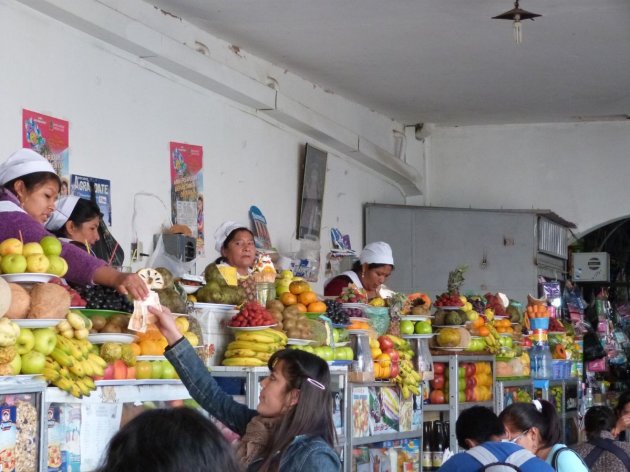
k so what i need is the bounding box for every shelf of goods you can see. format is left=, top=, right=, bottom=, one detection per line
left=425, top=354, right=496, bottom=454
left=0, top=377, right=47, bottom=472
left=346, top=380, right=423, bottom=472
left=533, top=379, right=580, bottom=446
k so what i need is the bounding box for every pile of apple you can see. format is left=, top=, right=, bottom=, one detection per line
left=290, top=344, right=354, bottom=362
left=0, top=236, right=68, bottom=276
left=98, top=359, right=179, bottom=381
left=400, top=318, right=432, bottom=335
left=429, top=362, right=494, bottom=404
left=370, top=335, right=402, bottom=379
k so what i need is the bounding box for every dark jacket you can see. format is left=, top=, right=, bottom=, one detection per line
left=574, top=431, right=630, bottom=472
left=165, top=338, right=341, bottom=472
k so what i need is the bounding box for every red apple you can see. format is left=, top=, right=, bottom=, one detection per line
left=378, top=336, right=394, bottom=351
left=390, top=363, right=400, bottom=379
left=113, top=360, right=127, bottom=380
left=434, top=362, right=445, bottom=375
left=466, top=377, right=477, bottom=389
left=465, top=363, right=476, bottom=377
left=429, top=389, right=445, bottom=404
left=384, top=349, right=400, bottom=363
left=465, top=387, right=476, bottom=402
left=430, top=373, right=445, bottom=390
left=102, top=364, right=115, bottom=380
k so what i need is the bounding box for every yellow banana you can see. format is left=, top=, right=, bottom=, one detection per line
left=89, top=359, right=104, bottom=377
left=252, top=351, right=272, bottom=362
left=227, top=340, right=282, bottom=353
left=75, top=379, right=91, bottom=397
left=69, top=363, right=85, bottom=377
left=401, top=385, right=411, bottom=400
left=50, top=349, right=74, bottom=367
left=55, top=337, right=72, bottom=355
left=69, top=384, right=82, bottom=398
left=224, top=349, right=258, bottom=358
left=87, top=353, right=107, bottom=368
left=43, top=367, right=61, bottom=383
left=82, top=377, right=96, bottom=390
left=81, top=359, right=94, bottom=377
left=53, top=377, right=73, bottom=392
left=221, top=357, right=267, bottom=367
left=233, top=332, right=279, bottom=344
left=408, top=384, right=420, bottom=396
left=260, top=328, right=287, bottom=344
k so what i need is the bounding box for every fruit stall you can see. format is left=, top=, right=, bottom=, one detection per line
left=0, top=234, right=587, bottom=471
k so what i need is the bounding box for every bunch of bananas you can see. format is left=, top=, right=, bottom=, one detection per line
left=44, top=337, right=106, bottom=398
left=392, top=359, right=421, bottom=399
left=56, top=311, right=93, bottom=340
left=222, top=329, right=287, bottom=366
left=483, top=323, right=501, bottom=354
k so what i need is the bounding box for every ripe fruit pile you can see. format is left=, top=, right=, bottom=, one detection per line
left=0, top=236, right=68, bottom=276
left=228, top=302, right=277, bottom=327
left=434, top=293, right=464, bottom=307
left=324, top=300, right=350, bottom=325
left=336, top=284, right=367, bottom=304
left=223, top=329, right=287, bottom=366
left=75, top=285, right=134, bottom=313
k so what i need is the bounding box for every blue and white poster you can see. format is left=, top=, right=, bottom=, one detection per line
left=69, top=175, right=112, bottom=226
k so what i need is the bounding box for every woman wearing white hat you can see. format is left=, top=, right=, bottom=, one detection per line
left=213, top=221, right=256, bottom=279
left=324, top=241, right=394, bottom=299
left=46, top=196, right=102, bottom=249
left=0, top=149, right=148, bottom=300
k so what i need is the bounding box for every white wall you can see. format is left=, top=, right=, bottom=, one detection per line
left=426, top=121, right=630, bottom=236
left=0, top=2, right=405, bottom=288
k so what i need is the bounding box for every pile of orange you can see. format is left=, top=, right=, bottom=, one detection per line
left=526, top=304, right=549, bottom=318
left=279, top=284, right=327, bottom=314
left=494, top=318, right=514, bottom=334
left=137, top=324, right=168, bottom=355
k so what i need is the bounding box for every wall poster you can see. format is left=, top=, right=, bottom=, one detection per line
left=22, top=109, right=70, bottom=187
left=297, top=144, right=327, bottom=241
left=169, top=142, right=204, bottom=255
left=70, top=175, right=112, bottom=227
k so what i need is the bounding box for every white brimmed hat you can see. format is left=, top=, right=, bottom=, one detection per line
left=359, top=241, right=394, bottom=265
left=0, top=149, right=55, bottom=185
left=214, top=221, right=248, bottom=253
left=45, top=196, right=81, bottom=231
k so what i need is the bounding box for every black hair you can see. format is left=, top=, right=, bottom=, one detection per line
left=54, top=198, right=103, bottom=239
left=3, top=171, right=61, bottom=194
left=584, top=405, right=617, bottom=441
left=456, top=406, right=505, bottom=449
left=259, top=348, right=336, bottom=472
left=499, top=400, right=562, bottom=451
left=615, top=391, right=630, bottom=417
left=214, top=227, right=255, bottom=264
left=351, top=261, right=395, bottom=272
left=96, top=408, right=241, bottom=472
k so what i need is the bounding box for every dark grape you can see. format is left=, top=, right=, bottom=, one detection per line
left=325, top=299, right=350, bottom=325
left=74, top=284, right=134, bottom=313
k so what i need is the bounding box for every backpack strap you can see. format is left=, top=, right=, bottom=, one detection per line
left=588, top=437, right=630, bottom=469
left=504, top=448, right=536, bottom=467
left=466, top=445, right=499, bottom=466
left=550, top=446, right=570, bottom=469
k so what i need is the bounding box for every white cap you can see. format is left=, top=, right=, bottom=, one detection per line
left=45, top=196, right=81, bottom=231
left=214, top=221, right=248, bottom=253
left=0, top=149, right=56, bottom=185
left=359, top=241, right=394, bottom=266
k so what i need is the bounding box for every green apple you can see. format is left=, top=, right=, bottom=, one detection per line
left=26, top=254, right=50, bottom=273
left=40, top=236, right=62, bottom=256
left=341, top=347, right=354, bottom=360
left=22, top=242, right=44, bottom=257
left=161, top=360, right=178, bottom=379
left=458, top=391, right=466, bottom=403
left=135, top=361, right=153, bottom=380
left=32, top=328, right=57, bottom=355
left=9, top=354, right=21, bottom=375
left=151, top=360, right=163, bottom=379
left=414, top=321, right=432, bottom=334
left=301, top=345, right=315, bottom=354
left=16, top=328, right=35, bottom=355
left=400, top=320, right=414, bottom=335
left=0, top=238, right=23, bottom=256
left=0, top=254, right=27, bottom=274
left=21, top=351, right=46, bottom=374
left=498, top=335, right=513, bottom=349
left=333, top=329, right=340, bottom=343
left=46, top=255, right=68, bottom=277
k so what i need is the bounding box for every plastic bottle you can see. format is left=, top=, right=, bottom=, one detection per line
left=585, top=387, right=594, bottom=409
left=532, top=341, right=552, bottom=379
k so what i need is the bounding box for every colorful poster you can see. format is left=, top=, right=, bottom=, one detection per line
left=70, top=175, right=112, bottom=226
left=22, top=109, right=70, bottom=185
left=170, top=142, right=204, bottom=255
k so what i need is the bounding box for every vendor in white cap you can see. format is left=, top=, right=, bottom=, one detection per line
left=0, top=149, right=148, bottom=300
left=213, top=221, right=256, bottom=278
left=46, top=196, right=103, bottom=248
left=324, top=241, right=395, bottom=299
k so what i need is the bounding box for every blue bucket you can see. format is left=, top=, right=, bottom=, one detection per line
left=530, top=317, right=549, bottom=330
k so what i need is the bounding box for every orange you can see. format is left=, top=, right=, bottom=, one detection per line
left=472, top=318, right=485, bottom=329
left=129, top=342, right=142, bottom=357
left=298, top=291, right=318, bottom=306
left=478, top=326, right=490, bottom=337
left=296, top=303, right=307, bottom=313
left=289, top=280, right=310, bottom=295
left=280, top=292, right=298, bottom=306
left=307, top=301, right=327, bottom=313
left=140, top=340, right=162, bottom=356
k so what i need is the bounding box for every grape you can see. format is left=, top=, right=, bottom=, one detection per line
left=74, top=285, right=134, bottom=313
left=325, top=300, right=350, bottom=325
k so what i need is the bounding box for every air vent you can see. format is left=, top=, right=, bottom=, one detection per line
left=572, top=252, right=610, bottom=282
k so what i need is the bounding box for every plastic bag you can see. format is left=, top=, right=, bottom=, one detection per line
left=146, top=234, right=195, bottom=277
left=92, top=219, right=125, bottom=266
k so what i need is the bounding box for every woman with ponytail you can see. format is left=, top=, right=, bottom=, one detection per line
left=499, top=400, right=588, bottom=471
